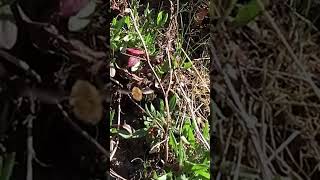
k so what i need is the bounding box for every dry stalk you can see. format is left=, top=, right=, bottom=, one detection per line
left=128, top=8, right=171, bottom=162
left=110, top=169, right=127, bottom=180
left=233, top=138, right=244, bottom=180
left=56, top=103, right=109, bottom=158
left=175, top=72, right=210, bottom=150
left=256, top=0, right=320, bottom=101
left=210, top=42, right=273, bottom=180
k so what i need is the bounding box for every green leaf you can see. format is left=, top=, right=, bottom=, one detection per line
left=111, top=18, right=117, bottom=26
left=184, top=120, right=195, bottom=146
left=118, top=129, right=132, bottom=139
left=233, top=0, right=262, bottom=26
left=183, top=60, right=192, bottom=69
left=158, top=172, right=173, bottom=180
left=169, top=131, right=178, bottom=151
left=178, top=142, right=185, bottom=165
left=145, top=104, right=152, bottom=117
left=132, top=128, right=147, bottom=138
left=109, top=110, right=115, bottom=126
left=195, top=170, right=210, bottom=179
left=169, top=94, right=177, bottom=111
left=124, top=16, right=131, bottom=28
left=157, top=11, right=164, bottom=26
left=178, top=174, right=188, bottom=180
left=144, top=3, right=151, bottom=17
left=160, top=60, right=170, bottom=74
left=122, top=34, right=130, bottom=42
left=110, top=128, right=117, bottom=134
left=150, top=103, right=156, bottom=114
left=161, top=12, right=168, bottom=26
left=159, top=99, right=164, bottom=114
left=114, top=17, right=125, bottom=30
left=192, top=164, right=210, bottom=179
left=203, top=121, right=210, bottom=140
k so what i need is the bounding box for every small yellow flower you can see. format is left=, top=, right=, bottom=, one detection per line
left=131, top=86, right=143, bottom=101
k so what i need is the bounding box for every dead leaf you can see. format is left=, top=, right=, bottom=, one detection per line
left=69, top=80, right=103, bottom=125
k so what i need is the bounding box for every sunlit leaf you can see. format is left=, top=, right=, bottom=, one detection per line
left=124, top=15, right=131, bottom=28
left=150, top=103, right=156, bottom=113
left=118, top=129, right=132, bottom=139
left=203, top=121, right=210, bottom=140
left=156, top=11, right=163, bottom=26
left=183, top=60, right=192, bottom=69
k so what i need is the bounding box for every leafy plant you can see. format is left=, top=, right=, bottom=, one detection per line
left=110, top=2, right=168, bottom=55
left=168, top=118, right=210, bottom=179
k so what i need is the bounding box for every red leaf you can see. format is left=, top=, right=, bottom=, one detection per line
left=127, top=56, right=140, bottom=68
left=126, top=48, right=145, bottom=56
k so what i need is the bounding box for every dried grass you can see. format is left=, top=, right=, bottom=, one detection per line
left=211, top=0, right=320, bottom=179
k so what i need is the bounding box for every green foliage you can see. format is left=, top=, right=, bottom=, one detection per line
left=144, top=102, right=166, bottom=127
left=110, top=1, right=210, bottom=179
left=117, top=128, right=147, bottom=139
left=110, top=2, right=168, bottom=55
left=232, top=0, right=262, bottom=26
left=169, top=94, right=177, bottom=111
left=166, top=117, right=210, bottom=179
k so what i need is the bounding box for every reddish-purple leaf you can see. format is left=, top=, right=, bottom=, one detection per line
left=59, top=0, right=89, bottom=17
left=126, top=48, right=145, bottom=56
left=127, top=56, right=140, bottom=68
